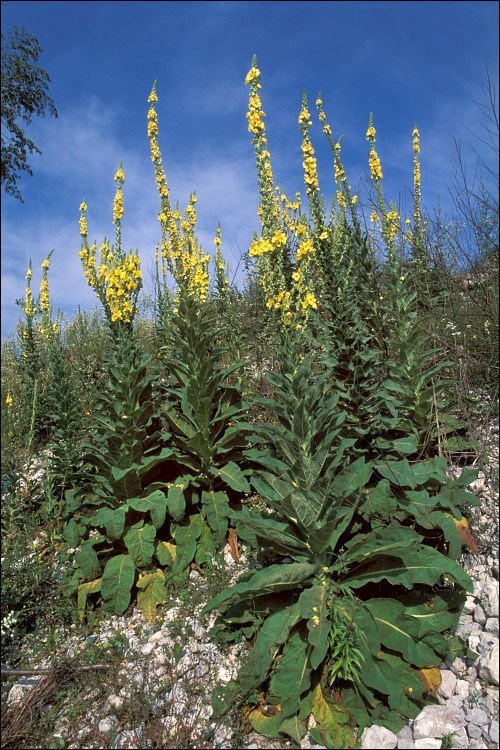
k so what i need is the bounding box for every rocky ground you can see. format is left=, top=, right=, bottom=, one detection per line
left=2, top=417, right=499, bottom=750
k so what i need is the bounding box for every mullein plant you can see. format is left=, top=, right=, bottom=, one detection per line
left=147, top=81, right=211, bottom=329
left=246, top=57, right=318, bottom=329
left=203, top=59, right=481, bottom=747
left=147, top=81, right=256, bottom=580
left=65, top=164, right=175, bottom=620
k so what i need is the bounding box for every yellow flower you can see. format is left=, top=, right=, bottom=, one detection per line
left=5, top=394, right=13, bottom=408
left=301, top=292, right=317, bottom=314
left=245, top=66, right=260, bottom=85
left=369, top=148, right=383, bottom=181
left=272, top=230, right=287, bottom=248
left=412, top=126, right=420, bottom=154
left=114, top=165, right=125, bottom=182
left=298, top=106, right=312, bottom=127
left=366, top=124, right=376, bottom=140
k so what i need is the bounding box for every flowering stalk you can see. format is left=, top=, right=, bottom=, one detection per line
left=299, top=92, right=323, bottom=234
left=245, top=56, right=290, bottom=324
left=315, top=96, right=359, bottom=228
left=147, top=82, right=210, bottom=306
left=38, top=251, right=60, bottom=340
left=78, top=166, right=142, bottom=328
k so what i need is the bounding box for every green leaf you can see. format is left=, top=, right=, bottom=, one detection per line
left=201, top=490, right=230, bottom=546
left=77, top=578, right=101, bottom=621
left=136, top=569, right=167, bottom=620
left=124, top=523, right=156, bottom=566
left=237, top=604, right=302, bottom=701
left=109, top=465, right=142, bottom=500
left=167, top=480, right=188, bottom=521
left=269, top=628, right=312, bottom=717
left=344, top=545, right=473, bottom=592
left=365, top=599, right=442, bottom=667
left=231, top=507, right=309, bottom=556
left=65, top=518, right=81, bottom=548
left=156, top=540, right=176, bottom=567
left=203, top=563, right=319, bottom=615
left=299, top=585, right=330, bottom=669
left=172, top=514, right=203, bottom=574
left=216, top=461, right=250, bottom=493
left=376, top=459, right=417, bottom=488
left=96, top=506, right=126, bottom=540
left=75, top=542, right=101, bottom=579
left=101, top=554, right=135, bottom=615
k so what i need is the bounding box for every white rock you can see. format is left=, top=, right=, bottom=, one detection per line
left=449, top=726, right=468, bottom=748
left=140, top=642, right=156, bottom=656
left=148, top=630, right=163, bottom=643
left=467, top=724, right=483, bottom=740
left=455, top=679, right=470, bottom=699
left=438, top=670, right=457, bottom=699
left=414, top=739, right=442, bottom=749
left=99, top=715, right=118, bottom=733
left=487, top=719, right=499, bottom=744
left=413, top=705, right=465, bottom=739
left=361, top=725, right=398, bottom=749
left=397, top=724, right=415, bottom=749
left=463, top=596, right=476, bottom=615
left=479, top=642, right=499, bottom=686
left=108, top=694, right=124, bottom=710
left=473, top=604, right=487, bottom=625
left=481, top=580, right=499, bottom=617
left=7, top=677, right=40, bottom=706
left=485, top=616, right=499, bottom=634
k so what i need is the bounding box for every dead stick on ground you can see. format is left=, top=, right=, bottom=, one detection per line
left=1, top=663, right=112, bottom=678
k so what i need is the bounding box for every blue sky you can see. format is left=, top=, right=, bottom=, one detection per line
left=1, top=0, right=498, bottom=338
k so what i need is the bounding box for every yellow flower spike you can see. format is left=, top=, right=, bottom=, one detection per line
left=5, top=394, right=13, bottom=408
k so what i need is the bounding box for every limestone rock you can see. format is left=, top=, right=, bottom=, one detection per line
left=413, top=704, right=465, bottom=739
left=361, top=725, right=398, bottom=749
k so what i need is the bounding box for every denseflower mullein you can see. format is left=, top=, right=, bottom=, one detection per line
left=113, top=162, right=125, bottom=252
left=214, top=226, right=230, bottom=301
left=38, top=251, right=59, bottom=340
left=299, top=92, right=324, bottom=235
left=78, top=167, right=142, bottom=327
left=315, top=96, right=359, bottom=228
left=245, top=55, right=290, bottom=324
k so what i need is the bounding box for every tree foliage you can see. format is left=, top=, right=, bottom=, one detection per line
left=1, top=26, right=57, bottom=201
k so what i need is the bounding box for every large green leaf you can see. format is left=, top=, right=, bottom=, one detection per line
left=96, top=506, right=126, bottom=540
left=109, top=465, right=142, bottom=500
left=344, top=545, right=473, bottom=592
left=172, top=514, right=203, bottom=574
left=201, top=490, right=230, bottom=546
left=376, top=459, right=417, bottom=488
left=75, top=542, right=102, bottom=579
left=237, top=604, right=302, bottom=701
left=216, top=461, right=250, bottom=493
left=364, top=599, right=441, bottom=667
left=231, top=507, right=310, bottom=556
left=124, top=523, right=156, bottom=566
left=136, top=569, right=167, bottom=620
left=269, top=628, right=312, bottom=717
left=203, top=563, right=319, bottom=615
left=167, top=480, right=188, bottom=521
left=299, top=585, right=330, bottom=669
left=101, top=554, right=135, bottom=615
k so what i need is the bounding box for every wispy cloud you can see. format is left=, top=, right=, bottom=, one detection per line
left=1, top=96, right=261, bottom=338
